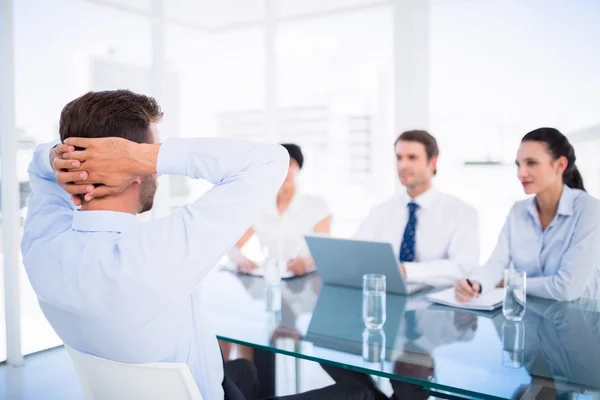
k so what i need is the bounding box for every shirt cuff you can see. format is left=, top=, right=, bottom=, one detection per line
left=156, top=138, right=183, bottom=176
left=41, top=140, right=62, bottom=177
left=403, top=262, right=425, bottom=282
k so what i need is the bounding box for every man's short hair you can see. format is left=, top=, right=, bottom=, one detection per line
left=394, top=130, right=439, bottom=159
left=59, top=89, right=163, bottom=144
left=394, top=130, right=439, bottom=175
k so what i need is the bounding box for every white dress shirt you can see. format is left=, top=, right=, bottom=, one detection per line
left=21, top=138, right=289, bottom=400
left=353, top=188, right=480, bottom=287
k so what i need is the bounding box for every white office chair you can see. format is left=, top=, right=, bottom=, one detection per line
left=65, top=345, right=203, bottom=400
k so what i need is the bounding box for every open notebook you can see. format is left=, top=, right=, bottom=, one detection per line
left=427, top=287, right=504, bottom=311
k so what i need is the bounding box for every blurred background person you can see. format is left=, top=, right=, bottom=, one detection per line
left=229, top=143, right=331, bottom=276
left=354, top=130, right=479, bottom=288
left=223, top=143, right=331, bottom=361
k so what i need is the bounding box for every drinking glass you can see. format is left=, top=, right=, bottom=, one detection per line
left=503, top=269, right=526, bottom=321
left=362, top=274, right=386, bottom=330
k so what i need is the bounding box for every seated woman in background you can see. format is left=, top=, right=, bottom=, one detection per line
left=229, top=143, right=332, bottom=276
left=223, top=143, right=331, bottom=361
left=456, top=127, right=600, bottom=302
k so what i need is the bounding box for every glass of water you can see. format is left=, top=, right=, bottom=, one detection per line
left=503, top=269, right=526, bottom=321
left=261, top=240, right=282, bottom=286
left=502, top=321, right=525, bottom=368
left=363, top=274, right=386, bottom=330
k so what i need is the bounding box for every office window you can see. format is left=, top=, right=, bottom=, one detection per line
left=13, top=0, right=153, bottom=355
left=165, top=25, right=265, bottom=210
left=430, top=0, right=600, bottom=260
left=166, top=0, right=264, bottom=30
left=276, top=6, right=394, bottom=236
left=277, top=0, right=383, bottom=19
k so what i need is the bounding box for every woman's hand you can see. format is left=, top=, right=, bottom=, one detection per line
left=455, top=279, right=481, bottom=302
left=236, top=258, right=258, bottom=273
left=287, top=257, right=313, bottom=275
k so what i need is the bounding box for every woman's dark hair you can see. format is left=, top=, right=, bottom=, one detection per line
left=521, top=127, right=585, bottom=191
left=280, top=143, right=304, bottom=169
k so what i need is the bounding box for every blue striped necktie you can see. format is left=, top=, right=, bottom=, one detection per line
left=399, top=201, right=419, bottom=263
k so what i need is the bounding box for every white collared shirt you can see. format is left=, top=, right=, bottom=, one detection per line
left=353, top=188, right=480, bottom=287
left=253, top=194, right=331, bottom=261
left=21, top=138, right=289, bottom=400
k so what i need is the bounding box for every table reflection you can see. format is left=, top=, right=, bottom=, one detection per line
left=206, top=271, right=600, bottom=398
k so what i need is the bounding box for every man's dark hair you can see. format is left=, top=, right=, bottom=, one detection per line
left=59, top=89, right=163, bottom=144
left=394, top=129, right=439, bottom=175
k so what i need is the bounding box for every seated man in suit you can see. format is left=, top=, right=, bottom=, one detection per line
left=354, top=130, right=480, bottom=288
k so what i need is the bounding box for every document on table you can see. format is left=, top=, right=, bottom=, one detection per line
left=219, top=260, right=314, bottom=279
left=427, top=287, right=504, bottom=311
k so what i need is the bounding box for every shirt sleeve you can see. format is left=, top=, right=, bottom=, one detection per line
left=311, top=196, right=332, bottom=224
left=403, top=206, right=480, bottom=287
left=21, top=140, right=75, bottom=260
left=469, top=206, right=513, bottom=293
left=527, top=199, right=600, bottom=301
left=118, top=137, right=289, bottom=300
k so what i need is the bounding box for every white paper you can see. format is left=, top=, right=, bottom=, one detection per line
left=427, top=287, right=504, bottom=311
left=219, top=261, right=312, bottom=279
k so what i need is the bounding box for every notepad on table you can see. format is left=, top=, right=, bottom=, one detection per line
left=219, top=261, right=314, bottom=279
left=427, top=287, right=504, bottom=311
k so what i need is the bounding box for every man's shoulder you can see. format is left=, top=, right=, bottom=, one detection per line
left=436, top=191, right=477, bottom=215
left=369, top=195, right=403, bottom=214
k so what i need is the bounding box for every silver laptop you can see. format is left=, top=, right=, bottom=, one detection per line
left=304, top=235, right=429, bottom=295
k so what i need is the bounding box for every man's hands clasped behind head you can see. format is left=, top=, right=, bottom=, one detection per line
left=51, top=137, right=159, bottom=205
left=51, top=143, right=94, bottom=206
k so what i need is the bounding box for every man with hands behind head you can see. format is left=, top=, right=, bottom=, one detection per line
left=22, top=90, right=374, bottom=400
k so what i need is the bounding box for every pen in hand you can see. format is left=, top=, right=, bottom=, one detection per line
left=466, top=279, right=479, bottom=297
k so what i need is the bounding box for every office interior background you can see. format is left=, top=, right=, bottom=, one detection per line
left=1, top=0, right=600, bottom=368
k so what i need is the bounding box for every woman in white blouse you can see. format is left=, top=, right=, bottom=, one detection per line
left=230, top=143, right=332, bottom=276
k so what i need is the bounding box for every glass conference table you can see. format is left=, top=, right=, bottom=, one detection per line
left=202, top=269, right=600, bottom=399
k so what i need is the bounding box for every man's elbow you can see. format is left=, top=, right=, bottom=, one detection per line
left=265, top=144, right=290, bottom=182
left=271, top=144, right=290, bottom=168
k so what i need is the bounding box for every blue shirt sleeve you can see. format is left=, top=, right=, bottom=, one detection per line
left=527, top=198, right=600, bottom=301
left=117, top=137, right=289, bottom=301
left=21, top=140, right=75, bottom=260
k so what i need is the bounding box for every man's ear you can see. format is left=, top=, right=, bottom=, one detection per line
left=429, top=155, right=439, bottom=174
